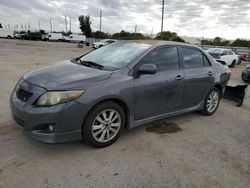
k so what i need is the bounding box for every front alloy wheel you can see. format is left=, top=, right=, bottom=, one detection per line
left=92, top=109, right=121, bottom=143
left=82, top=101, right=125, bottom=147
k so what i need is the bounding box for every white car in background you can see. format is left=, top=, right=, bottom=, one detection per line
left=93, top=39, right=117, bottom=49
left=206, top=48, right=239, bottom=67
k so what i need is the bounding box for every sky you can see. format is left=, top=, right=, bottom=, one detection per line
left=0, top=0, right=250, bottom=39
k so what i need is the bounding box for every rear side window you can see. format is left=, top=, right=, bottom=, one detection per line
left=181, top=48, right=204, bottom=68
left=141, top=47, right=179, bottom=71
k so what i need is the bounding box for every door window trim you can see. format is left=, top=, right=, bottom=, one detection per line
left=179, top=46, right=211, bottom=69
left=134, top=46, right=181, bottom=75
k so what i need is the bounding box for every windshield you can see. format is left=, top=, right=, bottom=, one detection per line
left=207, top=48, right=223, bottom=54
left=79, top=42, right=151, bottom=70
left=100, top=39, right=108, bottom=43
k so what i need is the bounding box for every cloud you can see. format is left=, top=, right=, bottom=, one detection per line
left=0, top=0, right=249, bottom=39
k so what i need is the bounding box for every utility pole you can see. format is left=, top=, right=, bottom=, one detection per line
left=69, top=17, right=72, bottom=32
left=151, top=27, right=154, bottom=39
left=50, top=18, right=52, bottom=32
left=99, top=10, right=102, bottom=32
left=38, top=21, right=41, bottom=30
left=134, top=25, right=137, bottom=33
left=65, top=16, right=67, bottom=32
left=161, top=0, right=165, bottom=38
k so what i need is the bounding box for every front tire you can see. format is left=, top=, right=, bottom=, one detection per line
left=82, top=101, right=125, bottom=147
left=201, top=87, right=221, bottom=115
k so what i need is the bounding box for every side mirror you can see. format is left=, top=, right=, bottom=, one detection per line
left=138, top=64, right=157, bottom=75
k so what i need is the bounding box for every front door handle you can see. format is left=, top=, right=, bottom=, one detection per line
left=176, top=75, right=184, bottom=81
left=208, top=71, right=213, bottom=76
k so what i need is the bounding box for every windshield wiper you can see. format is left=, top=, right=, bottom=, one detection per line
left=78, top=59, right=104, bottom=70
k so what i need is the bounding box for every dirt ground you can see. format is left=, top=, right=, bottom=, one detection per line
left=0, top=39, right=249, bottom=188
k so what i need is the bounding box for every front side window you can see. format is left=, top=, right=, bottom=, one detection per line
left=221, top=50, right=227, bottom=56
left=228, top=50, right=234, bottom=55
left=181, top=48, right=204, bottom=68
left=141, top=47, right=179, bottom=71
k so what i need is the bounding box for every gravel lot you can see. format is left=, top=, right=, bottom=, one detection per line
left=0, top=39, right=249, bottom=188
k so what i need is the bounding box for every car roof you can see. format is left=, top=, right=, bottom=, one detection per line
left=121, top=40, right=199, bottom=48
left=208, top=48, right=231, bottom=51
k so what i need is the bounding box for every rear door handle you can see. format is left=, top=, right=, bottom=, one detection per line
left=208, top=71, right=213, bottom=76
left=175, top=75, right=184, bottom=81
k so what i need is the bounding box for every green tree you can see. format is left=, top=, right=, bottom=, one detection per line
left=78, top=15, right=92, bottom=37
left=155, top=31, right=185, bottom=42
left=111, top=30, right=150, bottom=40
left=231, top=39, right=250, bottom=47
left=92, top=31, right=110, bottom=39
left=62, top=31, right=72, bottom=36
left=201, top=37, right=230, bottom=46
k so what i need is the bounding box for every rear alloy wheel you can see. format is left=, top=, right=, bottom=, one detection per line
left=82, top=101, right=125, bottom=147
left=201, top=87, right=221, bottom=115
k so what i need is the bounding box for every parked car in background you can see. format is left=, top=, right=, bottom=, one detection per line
left=14, top=32, right=26, bottom=39
left=239, top=54, right=248, bottom=62
left=10, top=41, right=230, bottom=147
left=93, top=39, right=117, bottom=49
left=206, top=48, right=239, bottom=67
left=43, top=33, right=67, bottom=42
left=0, top=28, right=14, bottom=38
left=67, top=34, right=86, bottom=43
left=22, top=32, right=42, bottom=40
left=242, top=65, right=250, bottom=82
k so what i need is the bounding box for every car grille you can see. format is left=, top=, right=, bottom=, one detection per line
left=16, top=88, right=33, bottom=102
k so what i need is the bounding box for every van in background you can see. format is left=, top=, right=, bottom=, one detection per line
left=0, top=28, right=14, bottom=38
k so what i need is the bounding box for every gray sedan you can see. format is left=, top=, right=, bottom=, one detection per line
left=10, top=41, right=230, bottom=147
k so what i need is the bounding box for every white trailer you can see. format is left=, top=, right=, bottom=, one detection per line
left=44, top=33, right=67, bottom=41
left=67, top=34, right=86, bottom=43
left=0, top=28, right=14, bottom=38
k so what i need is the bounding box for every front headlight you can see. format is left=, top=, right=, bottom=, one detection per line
left=36, top=90, right=85, bottom=107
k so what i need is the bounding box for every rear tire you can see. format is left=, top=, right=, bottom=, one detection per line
left=82, top=101, right=125, bottom=147
left=200, top=87, right=221, bottom=115
left=229, top=60, right=236, bottom=68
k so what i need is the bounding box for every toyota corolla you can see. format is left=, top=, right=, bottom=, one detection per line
left=10, top=41, right=230, bottom=147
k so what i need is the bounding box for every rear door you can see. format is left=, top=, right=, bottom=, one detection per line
left=179, top=47, right=215, bottom=109
left=134, top=46, right=184, bottom=120
left=227, top=50, right=236, bottom=64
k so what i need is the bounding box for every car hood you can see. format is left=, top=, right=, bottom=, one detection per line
left=93, top=42, right=104, bottom=45
left=23, top=60, right=112, bottom=90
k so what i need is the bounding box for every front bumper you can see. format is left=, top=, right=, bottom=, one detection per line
left=242, top=71, right=250, bottom=82
left=10, top=79, right=88, bottom=143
